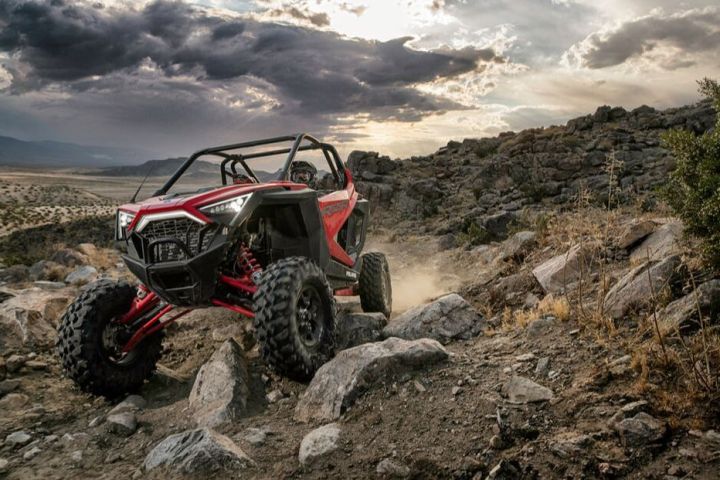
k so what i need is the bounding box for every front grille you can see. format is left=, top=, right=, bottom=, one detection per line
left=140, top=217, right=215, bottom=262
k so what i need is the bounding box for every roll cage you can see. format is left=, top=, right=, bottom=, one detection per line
left=153, top=133, right=346, bottom=196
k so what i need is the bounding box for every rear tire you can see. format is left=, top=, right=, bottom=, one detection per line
left=56, top=280, right=164, bottom=398
left=253, top=257, right=336, bottom=381
left=359, top=252, right=392, bottom=318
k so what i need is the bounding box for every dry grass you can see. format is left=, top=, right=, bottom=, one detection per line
left=503, top=294, right=570, bottom=330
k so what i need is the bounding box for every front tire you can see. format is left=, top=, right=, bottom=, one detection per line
left=253, top=257, right=336, bottom=381
left=359, top=252, right=392, bottom=318
left=56, top=280, right=163, bottom=398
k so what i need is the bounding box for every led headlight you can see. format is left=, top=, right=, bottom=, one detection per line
left=200, top=194, right=251, bottom=215
left=116, top=210, right=135, bottom=240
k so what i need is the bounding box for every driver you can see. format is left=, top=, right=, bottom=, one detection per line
left=289, top=161, right=317, bottom=187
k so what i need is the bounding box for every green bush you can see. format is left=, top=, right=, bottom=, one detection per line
left=662, top=78, right=720, bottom=267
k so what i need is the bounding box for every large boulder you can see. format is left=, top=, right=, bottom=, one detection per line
left=189, top=339, right=250, bottom=427
left=0, top=287, right=73, bottom=349
left=497, top=231, right=537, bottom=262
left=629, top=221, right=683, bottom=263
left=482, top=211, right=518, bottom=240
left=658, top=279, right=720, bottom=334
left=532, top=244, right=595, bottom=294
left=617, top=220, right=657, bottom=250
left=298, top=423, right=341, bottom=465
left=294, top=337, right=448, bottom=423
left=336, top=312, right=387, bottom=350
left=383, top=294, right=483, bottom=343
left=604, top=255, right=683, bottom=320
left=28, top=261, right=66, bottom=282
left=64, top=266, right=98, bottom=286
left=50, top=249, right=88, bottom=267
left=144, top=428, right=253, bottom=474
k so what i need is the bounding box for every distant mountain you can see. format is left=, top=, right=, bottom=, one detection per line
left=99, top=157, right=279, bottom=181
left=0, top=135, right=157, bottom=167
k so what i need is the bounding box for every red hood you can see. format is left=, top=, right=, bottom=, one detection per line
left=119, top=181, right=305, bottom=227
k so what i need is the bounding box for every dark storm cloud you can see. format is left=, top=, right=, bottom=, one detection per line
left=577, top=8, right=720, bottom=69
left=0, top=0, right=501, bottom=120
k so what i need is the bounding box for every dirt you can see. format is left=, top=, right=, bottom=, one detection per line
left=1, top=232, right=719, bottom=479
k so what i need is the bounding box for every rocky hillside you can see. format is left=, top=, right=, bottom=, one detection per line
left=350, top=100, right=715, bottom=239
left=0, top=99, right=719, bottom=479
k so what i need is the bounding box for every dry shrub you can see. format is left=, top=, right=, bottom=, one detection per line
left=504, top=294, right=570, bottom=329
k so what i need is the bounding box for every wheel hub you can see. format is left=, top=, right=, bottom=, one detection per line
left=296, top=285, right=324, bottom=348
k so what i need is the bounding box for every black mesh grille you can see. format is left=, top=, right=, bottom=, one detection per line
left=140, top=217, right=214, bottom=262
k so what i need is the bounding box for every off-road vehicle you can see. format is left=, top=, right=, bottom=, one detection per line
left=57, top=134, right=392, bottom=397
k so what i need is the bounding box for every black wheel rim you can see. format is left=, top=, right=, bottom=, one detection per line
left=99, top=318, right=138, bottom=366
left=296, top=285, right=325, bottom=348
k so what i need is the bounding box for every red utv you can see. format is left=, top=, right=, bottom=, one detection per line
left=56, top=134, right=392, bottom=397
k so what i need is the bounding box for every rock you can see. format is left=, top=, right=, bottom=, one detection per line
left=71, top=450, right=83, bottom=462
left=298, top=423, right=341, bottom=466
left=51, top=249, right=88, bottom=267
left=29, top=261, right=65, bottom=282
left=535, top=357, right=550, bottom=375
left=376, top=458, right=411, bottom=477
left=0, top=357, right=5, bottom=380
left=608, top=400, right=649, bottom=425
left=0, top=288, right=72, bottom=349
left=482, top=211, right=517, bottom=240
left=109, top=394, right=147, bottom=415
left=618, top=220, right=657, bottom=249
left=23, top=446, right=41, bottom=460
left=144, top=428, right=253, bottom=473
left=614, top=412, right=666, bottom=446
left=658, top=279, right=720, bottom=333
left=189, top=339, right=250, bottom=427
left=266, top=389, right=284, bottom=404
left=0, top=458, right=8, bottom=472
left=107, top=412, right=138, bottom=436
left=487, top=459, right=522, bottom=480
left=295, top=337, right=448, bottom=422
left=0, top=379, right=20, bottom=396
left=383, top=294, right=484, bottom=343
left=88, top=416, right=104, bottom=428
left=604, top=255, right=682, bottom=320
left=0, top=393, right=29, bottom=410
left=0, top=265, right=30, bottom=283
left=6, top=354, right=25, bottom=372
left=629, top=221, right=684, bottom=263
left=64, top=266, right=98, bottom=286
left=242, top=428, right=268, bottom=447
left=498, top=231, right=537, bottom=262
left=336, top=312, right=387, bottom=350
left=525, top=316, right=556, bottom=338
left=550, top=432, right=592, bottom=458
left=33, top=281, right=66, bottom=290
left=503, top=376, right=554, bottom=403
left=77, top=243, right=99, bottom=258
left=532, top=244, right=595, bottom=294
left=516, top=353, right=535, bottom=362
left=5, top=431, right=31, bottom=446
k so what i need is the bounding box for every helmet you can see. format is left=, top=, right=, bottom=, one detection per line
left=290, top=161, right=317, bottom=186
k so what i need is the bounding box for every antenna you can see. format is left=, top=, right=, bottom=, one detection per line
left=130, top=163, right=154, bottom=203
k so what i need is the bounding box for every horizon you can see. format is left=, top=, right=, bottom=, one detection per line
left=1, top=0, right=719, bottom=163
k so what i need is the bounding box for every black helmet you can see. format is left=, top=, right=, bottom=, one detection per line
left=290, top=160, right=317, bottom=185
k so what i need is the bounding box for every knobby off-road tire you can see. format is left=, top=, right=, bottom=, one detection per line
left=359, top=252, right=392, bottom=318
left=253, top=257, right=337, bottom=382
left=56, top=280, right=163, bottom=398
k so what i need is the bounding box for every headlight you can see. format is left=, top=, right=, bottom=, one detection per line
left=116, top=210, right=135, bottom=240
left=200, top=194, right=251, bottom=215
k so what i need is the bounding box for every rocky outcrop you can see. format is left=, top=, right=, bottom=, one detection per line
left=144, top=428, right=253, bottom=473
left=189, top=339, right=250, bottom=428
left=532, top=244, right=594, bottom=294
left=658, top=279, right=720, bottom=333
left=604, top=255, right=683, bottom=320
left=383, top=294, right=483, bottom=343
left=295, top=337, right=448, bottom=423
left=629, top=221, right=684, bottom=263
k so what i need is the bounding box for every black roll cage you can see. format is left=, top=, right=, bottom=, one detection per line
left=154, top=133, right=346, bottom=196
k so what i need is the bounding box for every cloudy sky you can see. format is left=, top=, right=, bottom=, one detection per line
left=0, top=0, right=718, bottom=161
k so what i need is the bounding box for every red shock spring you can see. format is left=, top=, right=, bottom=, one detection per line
left=237, top=243, right=262, bottom=280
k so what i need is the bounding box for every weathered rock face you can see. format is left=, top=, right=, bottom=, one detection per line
left=294, top=337, right=448, bottom=423
left=383, top=294, right=484, bottom=343
left=532, top=244, right=594, bottom=294
left=614, top=413, right=666, bottom=446
left=50, top=249, right=88, bottom=268
left=144, top=428, right=253, bottom=473
left=298, top=423, right=341, bottom=465
left=0, top=265, right=30, bottom=283
left=336, top=312, right=387, bottom=350
left=498, top=231, right=537, bottom=262
left=629, top=221, right=684, bottom=263
left=659, top=279, right=720, bottom=333
left=618, top=220, right=657, bottom=250
left=64, top=266, right=98, bottom=286
left=0, top=287, right=73, bottom=349
left=189, top=339, right=250, bottom=427
left=604, top=255, right=683, bottom=320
